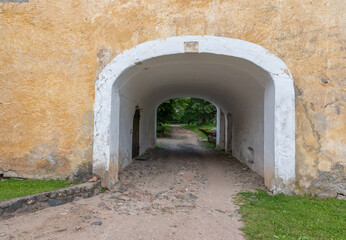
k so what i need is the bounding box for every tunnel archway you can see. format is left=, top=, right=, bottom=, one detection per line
left=93, top=36, right=295, bottom=193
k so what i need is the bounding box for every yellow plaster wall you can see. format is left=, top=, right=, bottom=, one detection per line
left=0, top=0, right=345, bottom=195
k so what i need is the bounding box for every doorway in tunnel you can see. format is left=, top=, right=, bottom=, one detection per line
left=93, top=36, right=295, bottom=193
left=132, top=108, right=140, bottom=159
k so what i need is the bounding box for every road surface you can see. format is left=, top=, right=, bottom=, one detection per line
left=0, top=125, right=264, bottom=240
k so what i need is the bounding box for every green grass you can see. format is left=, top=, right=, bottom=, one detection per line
left=162, top=124, right=172, bottom=132
left=157, top=124, right=173, bottom=138
left=237, top=190, right=346, bottom=240
left=201, top=141, right=216, bottom=149
left=155, top=142, right=164, bottom=148
left=180, top=123, right=215, bottom=139
left=0, top=178, right=77, bottom=202
left=157, top=124, right=173, bottom=132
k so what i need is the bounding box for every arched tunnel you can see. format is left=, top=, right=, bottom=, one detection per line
left=116, top=53, right=269, bottom=174
left=93, top=36, right=295, bottom=193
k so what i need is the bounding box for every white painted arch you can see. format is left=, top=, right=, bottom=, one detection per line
left=93, top=36, right=295, bottom=193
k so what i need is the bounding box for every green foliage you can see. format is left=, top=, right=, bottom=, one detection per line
left=180, top=98, right=216, bottom=125
left=181, top=123, right=215, bottom=139
left=156, top=124, right=172, bottom=132
left=156, top=99, right=178, bottom=124
left=237, top=190, right=346, bottom=240
left=155, top=142, right=163, bottom=148
left=0, top=178, right=76, bottom=202
left=181, top=123, right=216, bottom=149
left=157, top=97, right=216, bottom=125
left=201, top=141, right=216, bottom=149
left=156, top=124, right=173, bottom=138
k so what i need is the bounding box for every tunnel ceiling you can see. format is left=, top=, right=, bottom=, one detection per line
left=115, top=53, right=272, bottom=112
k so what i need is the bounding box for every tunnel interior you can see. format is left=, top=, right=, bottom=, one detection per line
left=93, top=36, right=295, bottom=192
left=112, top=53, right=272, bottom=179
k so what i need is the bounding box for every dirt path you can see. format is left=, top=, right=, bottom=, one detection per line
left=0, top=126, right=264, bottom=240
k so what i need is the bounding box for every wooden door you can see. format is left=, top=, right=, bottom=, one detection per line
left=132, top=109, right=140, bottom=159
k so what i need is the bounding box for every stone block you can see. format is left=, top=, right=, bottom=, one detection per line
left=66, top=196, right=75, bottom=202
left=6, top=199, right=24, bottom=213
left=48, top=198, right=66, bottom=207
left=83, top=193, right=92, bottom=199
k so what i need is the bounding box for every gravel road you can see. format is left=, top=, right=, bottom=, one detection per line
left=0, top=125, right=264, bottom=240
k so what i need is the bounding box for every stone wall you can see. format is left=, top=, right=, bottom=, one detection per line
left=0, top=0, right=345, bottom=197
left=0, top=181, right=101, bottom=220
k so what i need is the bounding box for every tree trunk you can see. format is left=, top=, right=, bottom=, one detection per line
left=197, top=114, right=202, bottom=125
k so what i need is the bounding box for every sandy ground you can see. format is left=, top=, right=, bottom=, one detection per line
left=0, top=125, right=264, bottom=240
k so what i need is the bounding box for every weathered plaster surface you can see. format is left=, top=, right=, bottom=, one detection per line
left=0, top=0, right=344, bottom=196
left=93, top=36, right=295, bottom=192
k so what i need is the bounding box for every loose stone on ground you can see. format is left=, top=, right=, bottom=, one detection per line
left=0, top=126, right=264, bottom=240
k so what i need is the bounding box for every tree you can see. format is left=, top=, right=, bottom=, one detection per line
left=180, top=98, right=215, bottom=125
left=156, top=99, right=176, bottom=125
left=157, top=97, right=216, bottom=125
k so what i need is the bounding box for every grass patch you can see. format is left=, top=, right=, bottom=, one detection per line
left=162, top=124, right=172, bottom=132
left=157, top=124, right=173, bottom=138
left=237, top=190, right=346, bottom=240
left=180, top=123, right=215, bottom=139
left=201, top=141, right=216, bottom=149
left=157, top=124, right=173, bottom=132
left=155, top=142, right=164, bottom=148
left=0, top=178, right=78, bottom=202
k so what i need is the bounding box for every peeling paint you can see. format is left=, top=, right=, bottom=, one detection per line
left=308, top=163, right=346, bottom=197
